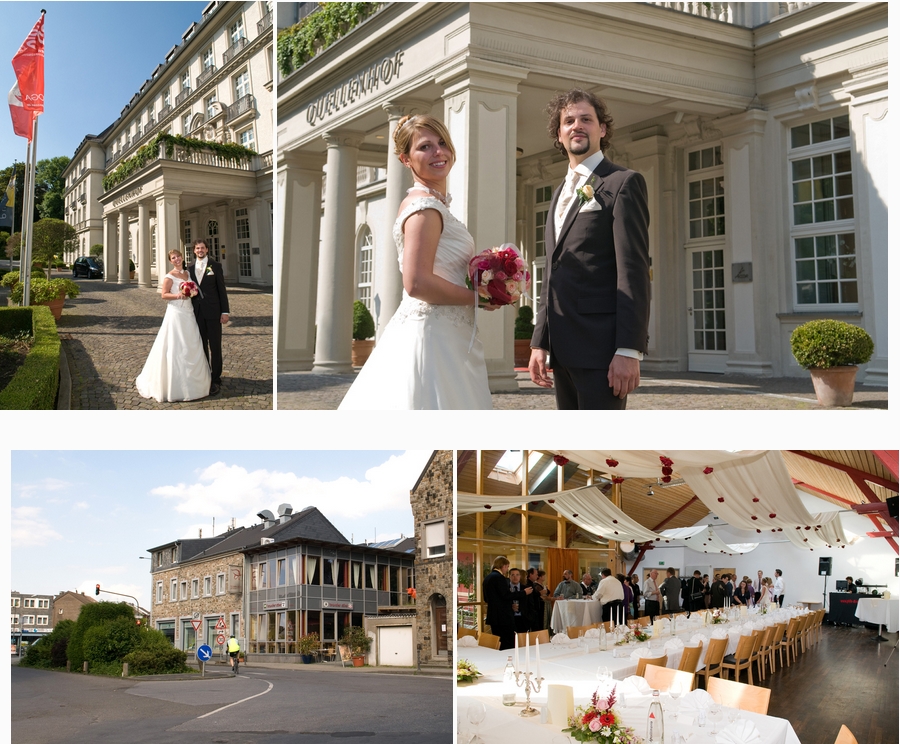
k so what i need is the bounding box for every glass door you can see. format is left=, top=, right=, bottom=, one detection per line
left=686, top=247, right=727, bottom=373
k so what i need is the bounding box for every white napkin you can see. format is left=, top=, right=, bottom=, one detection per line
left=716, top=719, right=762, bottom=744
left=711, top=628, right=728, bottom=640
left=679, top=688, right=714, bottom=714
left=665, top=638, right=685, bottom=653
left=551, top=634, right=576, bottom=646
left=457, top=635, right=477, bottom=647
left=620, top=675, right=652, bottom=696
left=585, top=628, right=600, bottom=638
left=630, top=647, right=658, bottom=660
left=691, top=633, right=707, bottom=646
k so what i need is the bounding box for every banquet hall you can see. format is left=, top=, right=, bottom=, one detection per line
left=456, top=450, right=898, bottom=744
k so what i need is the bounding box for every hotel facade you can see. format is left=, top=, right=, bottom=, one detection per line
left=276, top=2, right=887, bottom=385
left=63, top=0, right=274, bottom=288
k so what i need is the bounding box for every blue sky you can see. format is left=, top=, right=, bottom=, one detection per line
left=11, top=450, right=434, bottom=609
left=1, top=1, right=209, bottom=167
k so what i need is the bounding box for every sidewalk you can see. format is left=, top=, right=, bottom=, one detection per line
left=277, top=369, right=888, bottom=410
left=135, top=658, right=451, bottom=680
left=48, top=278, right=273, bottom=410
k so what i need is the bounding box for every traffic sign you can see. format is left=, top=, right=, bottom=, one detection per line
left=191, top=619, right=202, bottom=631
left=217, top=633, right=226, bottom=645
left=192, top=612, right=201, bottom=620
left=216, top=617, right=227, bottom=631
left=197, top=644, right=213, bottom=662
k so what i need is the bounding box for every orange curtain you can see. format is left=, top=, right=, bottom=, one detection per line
left=547, top=548, right=580, bottom=591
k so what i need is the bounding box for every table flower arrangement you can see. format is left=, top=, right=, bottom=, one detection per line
left=564, top=688, right=641, bottom=743
left=466, top=244, right=530, bottom=306
left=615, top=625, right=651, bottom=645
left=710, top=608, right=728, bottom=624
left=457, top=658, right=482, bottom=683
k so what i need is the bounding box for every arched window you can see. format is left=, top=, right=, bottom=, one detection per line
left=357, top=226, right=374, bottom=312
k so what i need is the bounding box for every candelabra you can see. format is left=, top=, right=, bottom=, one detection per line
left=514, top=669, right=544, bottom=716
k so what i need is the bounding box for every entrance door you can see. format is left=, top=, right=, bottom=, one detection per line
left=686, top=247, right=727, bottom=373
left=207, top=220, right=220, bottom=263
left=433, top=596, right=448, bottom=655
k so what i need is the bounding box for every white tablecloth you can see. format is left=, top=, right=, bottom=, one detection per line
left=855, top=598, right=900, bottom=632
left=549, top=599, right=602, bottom=634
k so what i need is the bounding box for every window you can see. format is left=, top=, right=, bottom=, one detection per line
left=789, top=114, right=856, bottom=307
left=11, top=614, right=18, bottom=625
left=39, top=599, right=49, bottom=609
left=163, top=89, right=171, bottom=108
left=181, top=69, right=191, bottom=92
left=182, top=113, right=192, bottom=136
left=183, top=220, right=192, bottom=248
left=202, top=47, right=214, bottom=70
left=203, top=576, right=211, bottom=596
left=11, top=598, right=19, bottom=608
left=357, top=227, right=373, bottom=313
left=277, top=558, right=286, bottom=586
left=156, top=582, right=163, bottom=604
left=171, top=579, right=178, bottom=601
left=237, top=126, right=254, bottom=149
left=180, top=581, right=188, bottom=601
left=236, top=208, right=251, bottom=277
left=533, top=185, right=552, bottom=308
left=234, top=70, right=250, bottom=99
left=191, top=579, right=199, bottom=599
left=424, top=520, right=447, bottom=557
left=23, top=615, right=34, bottom=625
left=206, top=93, right=217, bottom=119
left=230, top=18, right=245, bottom=44
left=687, top=146, right=724, bottom=239
left=216, top=573, right=225, bottom=595
left=24, top=599, right=35, bottom=608
left=37, top=616, right=48, bottom=626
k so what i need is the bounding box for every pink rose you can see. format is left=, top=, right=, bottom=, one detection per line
left=495, top=271, right=507, bottom=281
left=512, top=272, right=524, bottom=282
left=589, top=718, right=602, bottom=732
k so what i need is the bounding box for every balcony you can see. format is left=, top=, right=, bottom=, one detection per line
left=645, top=1, right=817, bottom=27
left=197, top=65, right=217, bottom=87
left=175, top=88, right=192, bottom=106
left=225, top=94, right=256, bottom=124
left=257, top=10, right=272, bottom=35
left=223, top=36, right=249, bottom=66
left=159, top=104, right=172, bottom=119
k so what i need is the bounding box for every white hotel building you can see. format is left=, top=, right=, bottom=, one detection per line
left=277, top=2, right=887, bottom=386
left=63, top=1, right=274, bottom=288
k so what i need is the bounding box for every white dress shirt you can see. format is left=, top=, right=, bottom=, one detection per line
left=592, top=574, right=625, bottom=605
left=195, top=257, right=208, bottom=284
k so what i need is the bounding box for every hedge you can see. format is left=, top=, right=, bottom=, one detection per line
left=0, top=306, right=60, bottom=410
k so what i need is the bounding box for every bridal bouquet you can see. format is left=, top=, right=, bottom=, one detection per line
left=564, top=688, right=641, bottom=743
left=466, top=243, right=530, bottom=306
left=180, top=281, right=199, bottom=298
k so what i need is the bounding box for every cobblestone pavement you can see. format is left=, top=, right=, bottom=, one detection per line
left=277, top=368, right=887, bottom=410
left=51, top=278, right=272, bottom=410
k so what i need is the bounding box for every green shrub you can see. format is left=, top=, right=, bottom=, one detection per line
left=83, top=616, right=141, bottom=665
left=123, top=645, right=190, bottom=675
left=0, top=270, right=19, bottom=288
left=340, top=625, right=372, bottom=655
left=90, top=244, right=103, bottom=257
left=790, top=319, right=874, bottom=369
left=19, top=619, right=75, bottom=669
left=67, top=602, right=136, bottom=671
left=352, top=300, right=375, bottom=340
left=0, top=306, right=60, bottom=410
left=514, top=305, right=534, bottom=340
left=9, top=276, right=80, bottom=304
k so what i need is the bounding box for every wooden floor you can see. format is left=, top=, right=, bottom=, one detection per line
left=723, top=623, right=898, bottom=744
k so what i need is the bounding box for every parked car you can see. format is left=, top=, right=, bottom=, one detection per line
left=72, top=256, right=103, bottom=279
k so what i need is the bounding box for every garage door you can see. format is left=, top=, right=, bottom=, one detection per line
left=378, top=625, right=413, bottom=666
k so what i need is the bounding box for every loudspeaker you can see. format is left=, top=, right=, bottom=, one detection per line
left=818, top=556, right=832, bottom=576
left=887, top=496, right=898, bottom=520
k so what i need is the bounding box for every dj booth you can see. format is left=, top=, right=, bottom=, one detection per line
left=827, top=593, right=861, bottom=625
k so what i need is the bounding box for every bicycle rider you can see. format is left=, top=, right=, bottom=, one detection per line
left=227, top=634, right=240, bottom=671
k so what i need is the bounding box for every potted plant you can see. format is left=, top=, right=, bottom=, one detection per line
left=340, top=625, right=371, bottom=667
left=3, top=273, right=80, bottom=321
left=790, top=319, right=874, bottom=407
left=351, top=300, right=376, bottom=367
left=514, top=304, right=534, bottom=367
left=299, top=632, right=319, bottom=664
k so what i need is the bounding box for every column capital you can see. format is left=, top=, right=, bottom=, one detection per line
left=322, top=130, right=365, bottom=149
left=436, top=58, right=528, bottom=98
left=383, top=99, right=433, bottom=121
left=277, top=149, right=327, bottom=172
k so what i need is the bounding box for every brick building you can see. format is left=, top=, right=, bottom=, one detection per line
left=52, top=590, right=97, bottom=628
left=409, top=451, right=452, bottom=666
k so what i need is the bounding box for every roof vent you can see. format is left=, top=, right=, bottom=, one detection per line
left=257, top=509, right=275, bottom=529
left=278, top=503, right=293, bottom=523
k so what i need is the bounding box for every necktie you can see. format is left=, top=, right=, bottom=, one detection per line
left=555, top=170, right=579, bottom=235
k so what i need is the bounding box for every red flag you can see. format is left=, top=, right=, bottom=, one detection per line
left=8, top=82, right=33, bottom=141
left=11, top=13, right=44, bottom=114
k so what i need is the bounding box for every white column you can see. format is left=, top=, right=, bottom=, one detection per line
left=249, top=196, right=273, bottom=285
left=438, top=60, right=527, bottom=392
left=117, top=210, right=129, bottom=284
left=102, top=213, right=116, bottom=284
left=137, top=200, right=151, bottom=288
left=312, top=131, right=364, bottom=374
left=374, top=101, right=428, bottom=340
left=277, top=151, right=325, bottom=372
left=155, top=191, right=182, bottom=283
left=216, top=203, right=234, bottom=282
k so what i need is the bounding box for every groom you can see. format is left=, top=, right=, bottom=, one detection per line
left=529, top=89, right=651, bottom=409
left=188, top=240, right=230, bottom=395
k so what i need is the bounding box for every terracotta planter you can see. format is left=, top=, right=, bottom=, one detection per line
left=514, top=339, right=532, bottom=368
left=352, top=339, right=375, bottom=367
left=38, top=291, right=66, bottom=321
left=809, top=366, right=858, bottom=407
left=351, top=655, right=365, bottom=667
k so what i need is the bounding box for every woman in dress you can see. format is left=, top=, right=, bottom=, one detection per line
left=136, top=249, right=211, bottom=402
left=732, top=580, right=753, bottom=606
left=758, top=577, right=772, bottom=608
left=338, top=115, right=497, bottom=410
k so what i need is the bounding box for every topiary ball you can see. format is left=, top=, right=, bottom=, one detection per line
left=790, top=319, right=874, bottom=369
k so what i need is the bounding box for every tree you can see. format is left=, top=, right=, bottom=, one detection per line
left=90, top=243, right=103, bottom=257
left=5, top=232, right=21, bottom=260
left=67, top=601, right=136, bottom=671
left=32, top=219, right=76, bottom=278
left=34, top=156, right=71, bottom=221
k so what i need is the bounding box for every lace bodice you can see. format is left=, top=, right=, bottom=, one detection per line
left=393, top=196, right=476, bottom=287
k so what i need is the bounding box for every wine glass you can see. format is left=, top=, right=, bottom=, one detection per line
left=596, top=665, right=611, bottom=691
left=668, top=679, right=683, bottom=711
left=708, top=702, right=723, bottom=733
left=466, top=701, right=486, bottom=743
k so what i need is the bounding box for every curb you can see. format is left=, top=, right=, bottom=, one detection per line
left=56, top=344, right=71, bottom=410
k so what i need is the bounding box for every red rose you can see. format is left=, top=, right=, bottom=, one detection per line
left=662, top=466, right=673, bottom=476
left=659, top=456, right=673, bottom=467
left=606, top=458, right=619, bottom=468
left=553, top=455, right=569, bottom=466
left=582, top=710, right=597, bottom=724
left=703, top=467, right=714, bottom=475
left=662, top=476, right=672, bottom=483
left=717, top=497, right=724, bottom=503
left=612, top=476, right=624, bottom=484
left=486, top=281, right=513, bottom=305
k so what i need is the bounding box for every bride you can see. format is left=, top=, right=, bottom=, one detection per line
left=136, top=248, right=211, bottom=402
left=338, top=114, right=496, bottom=410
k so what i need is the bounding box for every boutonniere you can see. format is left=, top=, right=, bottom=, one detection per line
left=205, top=266, right=214, bottom=276
left=576, top=176, right=596, bottom=205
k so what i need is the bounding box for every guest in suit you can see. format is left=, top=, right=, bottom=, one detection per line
left=553, top=570, right=584, bottom=600
left=529, top=88, right=651, bottom=409
left=642, top=570, right=661, bottom=623
left=773, top=569, right=785, bottom=607
left=579, top=572, right=598, bottom=598
left=509, top=568, right=529, bottom=634
left=753, top=570, right=764, bottom=604
left=188, top=240, right=230, bottom=395
left=483, top=556, right=531, bottom=650
left=660, top=568, right=682, bottom=615
left=527, top=567, right=545, bottom=631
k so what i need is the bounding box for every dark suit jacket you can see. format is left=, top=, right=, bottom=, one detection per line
left=483, top=570, right=528, bottom=631
left=188, top=259, right=230, bottom=319
left=531, top=157, right=650, bottom=369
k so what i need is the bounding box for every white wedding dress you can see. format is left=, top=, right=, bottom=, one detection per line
left=338, top=196, right=492, bottom=410
left=136, top=273, right=212, bottom=402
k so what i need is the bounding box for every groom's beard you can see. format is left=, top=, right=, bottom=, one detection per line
left=567, top=136, right=591, bottom=156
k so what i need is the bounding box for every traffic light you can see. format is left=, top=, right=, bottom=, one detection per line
left=95, top=584, right=100, bottom=596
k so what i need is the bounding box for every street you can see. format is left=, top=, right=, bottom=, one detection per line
left=12, top=662, right=453, bottom=744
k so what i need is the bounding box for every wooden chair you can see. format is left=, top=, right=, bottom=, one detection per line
left=721, top=633, right=756, bottom=685
left=567, top=624, right=595, bottom=639
left=517, top=630, right=551, bottom=646
left=457, top=626, right=478, bottom=639
left=634, top=616, right=651, bottom=627
left=798, top=613, right=815, bottom=653
left=777, top=617, right=801, bottom=668
left=755, top=625, right=777, bottom=681
left=696, top=637, right=728, bottom=689
left=814, top=609, right=826, bottom=645
left=707, top=676, right=772, bottom=714
left=477, top=632, right=501, bottom=650
left=834, top=725, right=859, bottom=744
left=678, top=641, right=704, bottom=676
left=766, top=623, right=786, bottom=676
left=602, top=620, right=614, bottom=632
left=635, top=654, right=667, bottom=677
left=643, top=664, right=694, bottom=693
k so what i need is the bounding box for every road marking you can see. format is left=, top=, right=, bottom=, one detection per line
left=196, top=680, right=274, bottom=719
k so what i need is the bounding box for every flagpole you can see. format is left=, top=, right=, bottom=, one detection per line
left=22, top=115, right=38, bottom=306
left=18, top=151, right=29, bottom=275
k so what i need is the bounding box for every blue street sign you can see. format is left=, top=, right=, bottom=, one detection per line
left=197, top=644, right=213, bottom=662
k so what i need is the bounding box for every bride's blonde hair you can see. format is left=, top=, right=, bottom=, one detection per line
left=168, top=248, right=184, bottom=263
left=394, top=114, right=456, bottom=163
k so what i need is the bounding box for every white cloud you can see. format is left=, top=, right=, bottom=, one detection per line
left=73, top=501, right=89, bottom=510
left=12, top=506, right=63, bottom=547
left=15, top=478, right=72, bottom=499
left=151, top=451, right=434, bottom=527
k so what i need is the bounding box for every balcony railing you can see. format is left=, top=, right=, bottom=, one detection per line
left=197, top=65, right=217, bottom=87
left=175, top=88, right=192, bottom=106
left=159, top=104, right=172, bottom=119
left=223, top=36, right=249, bottom=66
left=225, top=94, right=256, bottom=123
left=257, top=10, right=273, bottom=35
left=646, top=1, right=817, bottom=26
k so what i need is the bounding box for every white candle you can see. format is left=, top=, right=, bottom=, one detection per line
left=536, top=635, right=542, bottom=678
left=514, top=632, right=519, bottom=673
left=525, top=634, right=530, bottom=675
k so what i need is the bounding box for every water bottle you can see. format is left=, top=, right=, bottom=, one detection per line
left=599, top=624, right=607, bottom=652
left=646, top=689, right=664, bottom=743
left=501, top=656, right=517, bottom=706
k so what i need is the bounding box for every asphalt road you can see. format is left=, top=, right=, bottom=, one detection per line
left=12, top=663, right=453, bottom=744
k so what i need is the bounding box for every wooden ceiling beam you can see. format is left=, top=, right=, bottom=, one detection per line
left=787, top=450, right=899, bottom=490
left=791, top=478, right=859, bottom=506
left=873, top=450, right=900, bottom=480
left=650, top=495, right=700, bottom=532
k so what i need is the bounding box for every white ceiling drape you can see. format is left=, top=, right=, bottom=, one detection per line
left=660, top=525, right=757, bottom=555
